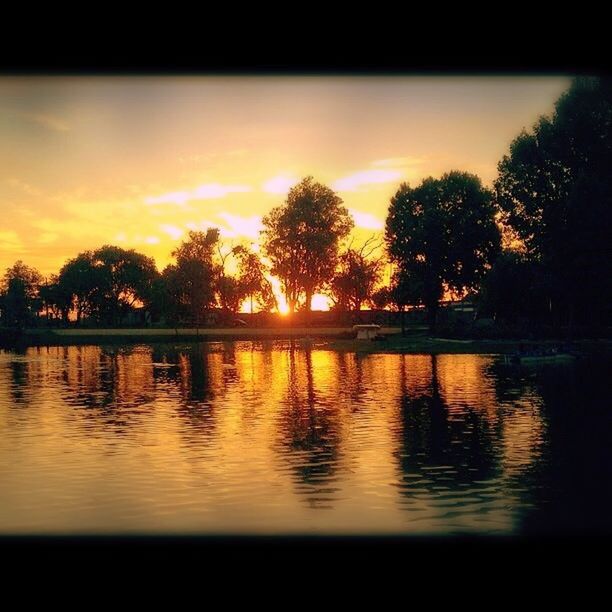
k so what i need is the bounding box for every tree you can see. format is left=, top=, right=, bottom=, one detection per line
left=168, top=229, right=220, bottom=326
left=0, top=261, right=43, bottom=329
left=59, top=246, right=158, bottom=325
left=330, top=236, right=383, bottom=311
left=234, top=246, right=277, bottom=313
left=478, top=251, right=549, bottom=324
left=90, top=245, right=158, bottom=324
left=495, top=76, right=612, bottom=327
left=261, top=176, right=353, bottom=313
left=214, top=242, right=245, bottom=320
left=58, top=251, right=101, bottom=323
left=39, top=274, right=72, bottom=323
left=216, top=275, right=244, bottom=317
left=385, top=172, right=500, bottom=329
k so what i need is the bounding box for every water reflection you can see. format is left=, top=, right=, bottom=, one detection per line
left=0, top=343, right=609, bottom=534
left=277, top=347, right=341, bottom=508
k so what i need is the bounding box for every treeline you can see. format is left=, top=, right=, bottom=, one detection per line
left=1, top=77, right=610, bottom=333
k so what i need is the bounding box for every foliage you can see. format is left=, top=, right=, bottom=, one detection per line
left=330, top=236, right=383, bottom=311
left=385, top=171, right=500, bottom=327
left=0, top=261, right=44, bottom=328
left=39, top=274, right=72, bottom=321
left=261, top=176, right=353, bottom=313
left=58, top=246, right=158, bottom=325
left=235, top=246, right=277, bottom=313
left=477, top=251, right=549, bottom=324
left=167, top=229, right=221, bottom=325
left=495, top=76, right=612, bottom=326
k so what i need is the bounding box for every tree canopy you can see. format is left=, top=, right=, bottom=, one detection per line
left=0, top=261, right=43, bottom=329
left=330, top=237, right=383, bottom=311
left=495, top=76, right=612, bottom=326
left=261, top=176, right=353, bottom=313
left=385, top=171, right=500, bottom=327
left=164, top=229, right=221, bottom=325
left=58, top=246, right=158, bottom=325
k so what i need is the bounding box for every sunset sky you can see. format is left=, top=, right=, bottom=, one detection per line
left=0, top=76, right=571, bottom=286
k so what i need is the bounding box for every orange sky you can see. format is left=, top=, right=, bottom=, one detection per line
left=0, top=76, right=571, bottom=310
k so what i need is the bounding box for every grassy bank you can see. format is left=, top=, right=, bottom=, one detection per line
left=320, top=335, right=612, bottom=356
left=3, top=326, right=611, bottom=356
left=15, top=326, right=400, bottom=346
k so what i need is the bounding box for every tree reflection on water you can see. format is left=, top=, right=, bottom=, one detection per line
left=0, top=343, right=609, bottom=534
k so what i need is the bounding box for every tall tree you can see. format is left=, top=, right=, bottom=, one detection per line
left=385, top=172, right=500, bottom=328
left=168, top=229, right=220, bottom=326
left=495, top=76, right=612, bottom=327
left=261, top=177, right=353, bottom=313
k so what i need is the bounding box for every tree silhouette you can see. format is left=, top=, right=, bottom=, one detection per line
left=0, top=261, right=43, bottom=329
left=261, top=177, right=353, bottom=314
left=89, top=245, right=158, bottom=325
left=386, top=172, right=500, bottom=328
left=58, top=251, right=101, bottom=324
left=235, top=246, right=277, bottom=313
left=495, top=76, right=612, bottom=328
left=330, top=236, right=383, bottom=311
left=166, top=229, right=220, bottom=327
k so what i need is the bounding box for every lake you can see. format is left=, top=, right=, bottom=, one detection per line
left=0, top=341, right=610, bottom=535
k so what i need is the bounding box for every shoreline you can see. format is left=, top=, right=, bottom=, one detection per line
left=2, top=327, right=610, bottom=356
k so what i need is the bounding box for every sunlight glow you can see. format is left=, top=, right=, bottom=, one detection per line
left=217, top=213, right=264, bottom=239
left=311, top=293, right=332, bottom=311
left=348, top=209, right=384, bottom=230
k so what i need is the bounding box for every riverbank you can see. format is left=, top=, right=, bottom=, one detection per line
left=3, top=326, right=611, bottom=356
left=7, top=326, right=396, bottom=346
left=319, top=336, right=612, bottom=356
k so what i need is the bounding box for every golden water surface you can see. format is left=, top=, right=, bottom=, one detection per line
left=1, top=341, right=607, bottom=535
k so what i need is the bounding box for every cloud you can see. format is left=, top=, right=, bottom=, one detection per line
left=217, top=212, right=263, bottom=239
left=371, top=156, right=427, bottom=168
left=37, top=232, right=58, bottom=244
left=183, top=214, right=263, bottom=240
left=0, top=230, right=23, bottom=252
left=6, top=178, right=43, bottom=197
left=159, top=224, right=184, bottom=240
left=185, top=220, right=217, bottom=232
left=332, top=169, right=403, bottom=192
left=145, top=182, right=252, bottom=206
left=21, top=112, right=70, bottom=133
left=348, top=208, right=384, bottom=231
left=262, top=175, right=298, bottom=195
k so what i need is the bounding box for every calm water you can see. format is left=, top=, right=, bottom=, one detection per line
left=0, top=341, right=610, bottom=535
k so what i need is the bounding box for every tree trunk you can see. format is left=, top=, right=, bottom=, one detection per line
left=304, top=288, right=314, bottom=328
left=305, top=288, right=313, bottom=313
left=426, top=300, right=439, bottom=333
